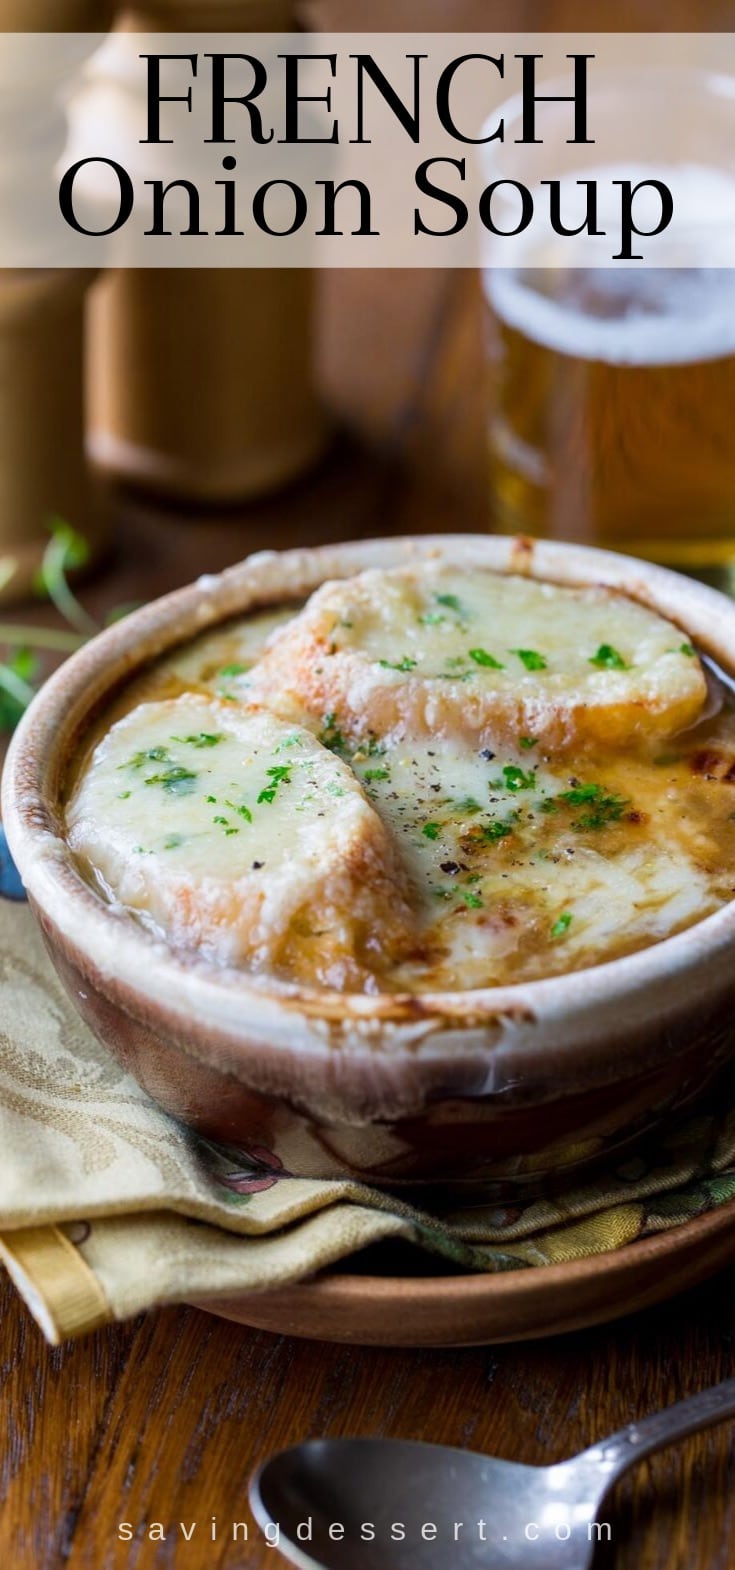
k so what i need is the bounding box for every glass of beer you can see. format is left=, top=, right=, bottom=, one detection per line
left=482, top=67, right=735, bottom=575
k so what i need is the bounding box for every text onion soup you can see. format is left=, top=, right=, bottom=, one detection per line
left=65, top=564, right=735, bottom=994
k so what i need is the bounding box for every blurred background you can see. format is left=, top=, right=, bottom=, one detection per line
left=0, top=0, right=731, bottom=721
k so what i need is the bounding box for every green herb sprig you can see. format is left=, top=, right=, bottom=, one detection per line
left=0, top=520, right=109, bottom=735
left=512, top=649, right=547, bottom=671
left=589, top=644, right=629, bottom=670
left=257, top=765, right=292, bottom=805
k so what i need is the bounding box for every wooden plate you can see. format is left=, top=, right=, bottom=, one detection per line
left=189, top=1200, right=735, bottom=1347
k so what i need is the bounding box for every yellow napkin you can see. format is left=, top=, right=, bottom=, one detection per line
left=3, top=897, right=735, bottom=1344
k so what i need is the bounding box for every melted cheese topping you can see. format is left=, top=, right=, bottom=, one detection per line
left=350, top=738, right=726, bottom=989
left=66, top=564, right=735, bottom=994
left=162, top=606, right=297, bottom=699
left=67, top=696, right=413, bottom=990
left=247, top=565, right=706, bottom=751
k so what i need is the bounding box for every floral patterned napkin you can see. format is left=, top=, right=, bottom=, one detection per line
left=3, top=845, right=735, bottom=1344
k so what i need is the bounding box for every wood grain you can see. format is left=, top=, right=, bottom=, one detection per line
left=3, top=1265, right=735, bottom=1569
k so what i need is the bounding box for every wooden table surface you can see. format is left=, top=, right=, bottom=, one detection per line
left=4, top=166, right=735, bottom=1569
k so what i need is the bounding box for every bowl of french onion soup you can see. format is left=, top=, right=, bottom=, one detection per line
left=6, top=534, right=735, bottom=1189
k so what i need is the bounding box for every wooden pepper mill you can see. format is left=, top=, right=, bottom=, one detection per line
left=86, top=0, right=331, bottom=504
left=0, top=1, right=115, bottom=604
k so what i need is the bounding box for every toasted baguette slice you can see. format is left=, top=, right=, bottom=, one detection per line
left=66, top=696, right=413, bottom=989
left=247, top=564, right=706, bottom=751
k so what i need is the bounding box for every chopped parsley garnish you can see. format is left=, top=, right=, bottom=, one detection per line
left=422, top=822, right=441, bottom=840
left=143, top=765, right=198, bottom=795
left=378, top=656, right=417, bottom=672
left=573, top=799, right=628, bottom=831
left=172, top=732, right=224, bottom=748
left=469, top=647, right=505, bottom=669
left=454, top=796, right=483, bottom=815
left=551, top=911, right=573, bottom=939
left=212, top=814, right=239, bottom=836
left=512, top=649, right=547, bottom=671
left=319, top=713, right=348, bottom=755
left=558, top=782, right=605, bottom=805
left=534, top=780, right=630, bottom=829
left=439, top=656, right=473, bottom=681
left=461, top=890, right=483, bottom=909
left=257, top=765, right=292, bottom=805
left=679, top=642, right=696, bottom=657
left=490, top=764, right=536, bottom=793
left=122, top=745, right=169, bottom=770
left=481, top=820, right=513, bottom=842
left=419, top=591, right=469, bottom=627
left=117, top=790, right=131, bottom=800
left=364, top=767, right=390, bottom=781
left=163, top=834, right=184, bottom=850
left=557, top=781, right=629, bottom=830
left=519, top=736, right=538, bottom=750
left=218, top=662, right=249, bottom=677
left=224, top=800, right=253, bottom=823
left=589, top=644, right=629, bottom=670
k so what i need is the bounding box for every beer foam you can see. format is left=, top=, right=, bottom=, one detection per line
left=485, top=163, right=735, bottom=366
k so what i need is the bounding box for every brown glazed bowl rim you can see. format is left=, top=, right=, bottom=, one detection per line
left=5, top=531, right=735, bottom=1064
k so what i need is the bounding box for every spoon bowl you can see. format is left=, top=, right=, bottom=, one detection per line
left=250, top=1375, right=735, bottom=1570
left=252, top=1437, right=602, bottom=1569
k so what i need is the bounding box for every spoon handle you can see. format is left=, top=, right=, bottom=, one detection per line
left=579, top=1375, right=735, bottom=1482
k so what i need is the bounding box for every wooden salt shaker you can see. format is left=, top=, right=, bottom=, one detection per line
left=0, top=0, right=115, bottom=604
left=87, top=0, right=331, bottom=504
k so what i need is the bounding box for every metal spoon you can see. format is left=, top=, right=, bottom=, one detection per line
left=250, top=1375, right=735, bottom=1570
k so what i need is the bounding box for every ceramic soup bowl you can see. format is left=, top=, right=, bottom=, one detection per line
left=5, top=534, right=735, bottom=1189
